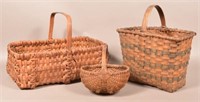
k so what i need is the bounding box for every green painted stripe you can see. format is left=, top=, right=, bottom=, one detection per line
left=121, top=43, right=191, bottom=59
left=123, top=56, right=189, bottom=70
left=130, top=67, right=186, bottom=83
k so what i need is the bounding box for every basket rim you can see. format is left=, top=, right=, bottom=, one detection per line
left=81, top=64, right=130, bottom=75
left=117, top=26, right=196, bottom=41
left=8, top=36, right=106, bottom=59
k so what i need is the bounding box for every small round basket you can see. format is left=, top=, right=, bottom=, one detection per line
left=80, top=46, right=130, bottom=94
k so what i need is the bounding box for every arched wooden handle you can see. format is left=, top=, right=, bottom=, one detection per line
left=101, top=45, right=108, bottom=72
left=142, top=5, right=166, bottom=31
left=48, top=12, right=72, bottom=48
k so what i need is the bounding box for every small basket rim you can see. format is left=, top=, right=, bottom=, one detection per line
left=81, top=64, right=130, bottom=75
left=117, top=26, right=196, bottom=41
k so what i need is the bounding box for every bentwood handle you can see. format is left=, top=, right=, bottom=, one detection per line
left=48, top=12, right=72, bottom=48
left=101, top=45, right=108, bottom=72
left=142, top=5, right=166, bottom=31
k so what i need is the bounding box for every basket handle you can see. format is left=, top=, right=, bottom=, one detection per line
left=48, top=12, right=72, bottom=48
left=141, top=5, right=166, bottom=31
left=101, top=45, right=108, bottom=72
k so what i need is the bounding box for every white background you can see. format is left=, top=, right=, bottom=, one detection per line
left=0, top=0, right=200, bottom=102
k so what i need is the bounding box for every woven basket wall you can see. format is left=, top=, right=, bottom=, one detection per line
left=6, top=12, right=107, bottom=89
left=80, top=45, right=130, bottom=94
left=117, top=5, right=196, bottom=92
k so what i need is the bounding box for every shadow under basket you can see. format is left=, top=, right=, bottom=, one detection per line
left=80, top=46, right=130, bottom=94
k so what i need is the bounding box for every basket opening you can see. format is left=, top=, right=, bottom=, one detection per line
left=10, top=37, right=103, bottom=54
left=118, top=27, right=196, bottom=41
left=82, top=64, right=129, bottom=74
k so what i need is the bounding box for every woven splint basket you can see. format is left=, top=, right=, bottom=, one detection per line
left=80, top=45, right=130, bottom=94
left=7, top=12, right=107, bottom=89
left=117, top=5, right=196, bottom=92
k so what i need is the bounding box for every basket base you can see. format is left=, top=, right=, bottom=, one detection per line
left=129, top=75, right=186, bottom=93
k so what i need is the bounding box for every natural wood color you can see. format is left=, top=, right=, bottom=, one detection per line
left=80, top=45, right=130, bottom=94
left=117, top=5, right=196, bottom=92
left=7, top=12, right=107, bottom=89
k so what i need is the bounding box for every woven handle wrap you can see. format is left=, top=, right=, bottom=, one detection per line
left=142, top=5, right=166, bottom=31
left=48, top=12, right=72, bottom=48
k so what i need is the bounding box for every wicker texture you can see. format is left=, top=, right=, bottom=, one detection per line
left=80, top=46, right=130, bottom=94
left=117, top=5, right=196, bottom=92
left=7, top=12, right=107, bottom=89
